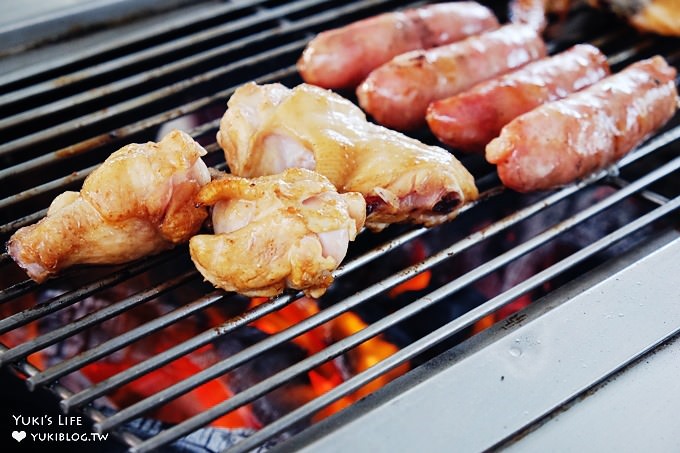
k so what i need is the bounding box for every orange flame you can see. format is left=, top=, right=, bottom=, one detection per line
left=249, top=297, right=409, bottom=421
left=471, top=294, right=532, bottom=334
left=388, top=271, right=432, bottom=298
left=388, top=239, right=432, bottom=298
left=80, top=345, right=259, bottom=428
left=0, top=293, right=260, bottom=429
left=329, top=312, right=409, bottom=399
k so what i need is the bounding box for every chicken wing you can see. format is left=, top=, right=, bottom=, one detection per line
left=297, top=2, right=499, bottom=90
left=7, top=130, right=211, bottom=282
left=589, top=0, right=680, bottom=36
left=485, top=56, right=678, bottom=192
left=217, top=82, right=478, bottom=232
left=510, top=0, right=680, bottom=37
left=189, top=168, right=366, bottom=298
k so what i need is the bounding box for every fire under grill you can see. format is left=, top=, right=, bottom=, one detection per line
left=1, top=0, right=679, bottom=452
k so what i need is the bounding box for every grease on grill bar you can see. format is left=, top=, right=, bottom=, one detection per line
left=0, top=1, right=679, bottom=452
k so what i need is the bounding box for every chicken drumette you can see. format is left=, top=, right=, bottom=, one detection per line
left=189, top=168, right=365, bottom=298
left=7, top=130, right=211, bottom=282
left=217, top=82, right=478, bottom=231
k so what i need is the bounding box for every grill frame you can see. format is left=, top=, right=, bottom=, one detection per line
left=1, top=1, right=679, bottom=452
left=278, top=231, right=680, bottom=453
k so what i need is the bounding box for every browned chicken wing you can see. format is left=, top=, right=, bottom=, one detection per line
left=7, top=130, right=211, bottom=282
left=589, top=0, right=680, bottom=36
left=217, top=82, right=478, bottom=231
left=510, top=0, right=680, bottom=36
left=189, top=168, right=366, bottom=298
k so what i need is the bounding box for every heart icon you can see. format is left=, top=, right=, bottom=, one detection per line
left=12, top=430, right=26, bottom=442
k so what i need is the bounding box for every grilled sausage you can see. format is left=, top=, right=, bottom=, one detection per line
left=356, top=24, right=546, bottom=131
left=486, top=56, right=678, bottom=192
left=427, top=44, right=610, bottom=152
left=297, top=2, right=499, bottom=90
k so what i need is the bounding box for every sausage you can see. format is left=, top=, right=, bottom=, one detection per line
left=485, top=56, right=678, bottom=193
left=356, top=24, right=546, bottom=131
left=426, top=44, right=610, bottom=152
left=297, top=2, right=499, bottom=90
left=508, top=0, right=548, bottom=32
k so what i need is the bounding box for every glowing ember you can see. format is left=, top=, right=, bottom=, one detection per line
left=389, top=271, right=432, bottom=298
left=80, top=346, right=259, bottom=428
left=329, top=311, right=409, bottom=400
left=472, top=294, right=532, bottom=334
left=248, top=297, right=409, bottom=420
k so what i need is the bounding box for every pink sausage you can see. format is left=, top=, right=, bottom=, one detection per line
left=297, top=2, right=499, bottom=90
left=427, top=44, right=610, bottom=152
left=357, top=24, right=547, bottom=131
left=486, top=56, right=678, bottom=192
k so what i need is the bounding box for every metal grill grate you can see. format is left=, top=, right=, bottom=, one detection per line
left=1, top=1, right=679, bottom=452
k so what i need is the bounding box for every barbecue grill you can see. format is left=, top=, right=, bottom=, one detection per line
left=1, top=1, right=679, bottom=452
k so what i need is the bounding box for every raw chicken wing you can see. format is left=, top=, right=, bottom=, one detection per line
left=189, top=168, right=366, bottom=298
left=217, top=82, right=478, bottom=231
left=7, top=130, right=211, bottom=282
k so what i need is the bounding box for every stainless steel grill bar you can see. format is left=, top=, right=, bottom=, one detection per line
left=26, top=290, right=228, bottom=391
left=0, top=38, right=306, bottom=159
left=59, top=292, right=295, bottom=411
left=617, top=125, right=680, bottom=167
left=94, top=174, right=613, bottom=434
left=0, top=249, right=180, bottom=339
left=234, top=195, right=680, bottom=453
left=0, top=165, right=92, bottom=211
left=337, top=191, right=494, bottom=275
left=0, top=142, right=221, bottom=230
left=130, top=155, right=680, bottom=453
left=0, top=209, right=46, bottom=236
left=0, top=0, right=376, bottom=137
left=0, top=279, right=36, bottom=304
left=0, top=270, right=197, bottom=365
left=0, top=0, right=317, bottom=109
left=605, top=39, right=656, bottom=67
left=0, top=0, right=270, bottom=90
left=59, top=190, right=493, bottom=414
left=609, top=176, right=670, bottom=206
left=0, top=344, right=144, bottom=448
left=0, top=64, right=296, bottom=214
